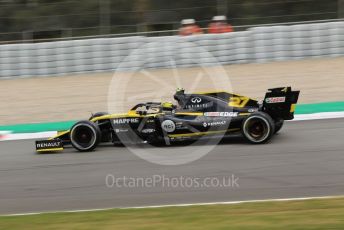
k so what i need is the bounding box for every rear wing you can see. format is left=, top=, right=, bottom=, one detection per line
left=262, top=87, right=300, bottom=120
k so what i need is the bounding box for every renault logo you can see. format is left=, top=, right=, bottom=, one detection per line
left=191, top=97, right=202, bottom=103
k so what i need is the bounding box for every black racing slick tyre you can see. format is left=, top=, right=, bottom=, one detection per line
left=242, top=112, right=275, bottom=144
left=274, top=119, right=284, bottom=134
left=70, top=120, right=101, bottom=152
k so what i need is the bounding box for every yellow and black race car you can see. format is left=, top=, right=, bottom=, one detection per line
left=35, top=87, right=299, bottom=152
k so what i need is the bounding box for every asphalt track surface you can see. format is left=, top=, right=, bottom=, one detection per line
left=0, top=118, right=344, bottom=215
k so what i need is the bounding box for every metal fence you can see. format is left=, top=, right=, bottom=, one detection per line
left=0, top=20, right=343, bottom=78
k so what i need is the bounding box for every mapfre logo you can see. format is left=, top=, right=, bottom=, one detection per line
left=191, top=97, right=202, bottom=103
left=113, top=118, right=139, bottom=124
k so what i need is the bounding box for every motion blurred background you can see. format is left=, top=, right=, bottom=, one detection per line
left=0, top=0, right=343, bottom=125
left=0, top=0, right=343, bottom=42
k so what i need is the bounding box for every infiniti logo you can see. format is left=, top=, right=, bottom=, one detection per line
left=191, top=97, right=202, bottom=103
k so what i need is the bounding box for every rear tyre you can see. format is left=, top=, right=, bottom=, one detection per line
left=274, top=119, right=284, bottom=134
left=70, top=120, right=101, bottom=152
left=242, top=112, right=275, bottom=144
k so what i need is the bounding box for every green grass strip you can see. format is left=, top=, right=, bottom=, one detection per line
left=0, top=197, right=344, bottom=230
left=0, top=120, right=77, bottom=133
left=295, top=101, right=344, bottom=114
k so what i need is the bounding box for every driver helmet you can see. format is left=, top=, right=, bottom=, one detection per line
left=161, top=101, right=174, bottom=110
left=161, top=102, right=176, bottom=113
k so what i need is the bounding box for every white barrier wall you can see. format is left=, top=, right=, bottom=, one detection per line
left=0, top=21, right=343, bottom=77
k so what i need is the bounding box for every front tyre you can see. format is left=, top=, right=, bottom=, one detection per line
left=70, top=120, right=101, bottom=152
left=242, top=112, right=275, bottom=144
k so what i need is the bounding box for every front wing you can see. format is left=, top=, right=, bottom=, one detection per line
left=35, top=139, right=64, bottom=152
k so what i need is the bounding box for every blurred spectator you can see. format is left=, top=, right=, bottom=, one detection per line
left=208, top=15, right=233, bottom=34
left=179, top=19, right=203, bottom=36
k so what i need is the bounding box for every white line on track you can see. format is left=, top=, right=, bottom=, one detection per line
left=2, top=195, right=343, bottom=217
left=293, top=111, right=344, bottom=121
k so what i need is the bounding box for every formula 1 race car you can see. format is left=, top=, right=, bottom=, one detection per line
left=35, top=87, right=299, bottom=152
